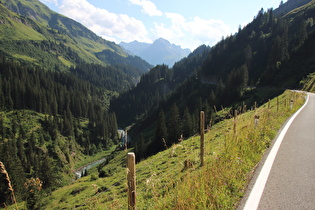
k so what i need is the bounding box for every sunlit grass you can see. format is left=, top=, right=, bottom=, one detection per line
left=34, top=90, right=305, bottom=209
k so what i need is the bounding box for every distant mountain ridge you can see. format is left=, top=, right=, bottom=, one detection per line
left=120, top=38, right=191, bottom=67
left=275, top=0, right=312, bottom=16
left=0, top=0, right=152, bottom=75
left=112, top=0, right=315, bottom=159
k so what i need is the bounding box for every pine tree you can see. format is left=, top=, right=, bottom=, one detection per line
left=17, top=135, right=27, bottom=168
left=182, top=107, right=192, bottom=138
left=168, top=103, right=182, bottom=144
left=0, top=115, right=4, bottom=139
left=154, top=110, right=168, bottom=152
left=39, top=153, right=60, bottom=190
left=0, top=139, right=26, bottom=202
left=109, top=112, right=118, bottom=142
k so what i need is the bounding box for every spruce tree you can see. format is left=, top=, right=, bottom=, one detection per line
left=154, top=110, right=168, bottom=152
left=168, top=103, right=182, bottom=144
left=182, top=107, right=192, bottom=138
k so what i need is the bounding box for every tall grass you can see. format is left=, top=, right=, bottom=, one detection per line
left=0, top=161, right=18, bottom=209
left=36, top=90, right=305, bottom=209
left=135, top=90, right=305, bottom=209
left=150, top=91, right=305, bottom=209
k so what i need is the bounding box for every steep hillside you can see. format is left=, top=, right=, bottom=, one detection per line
left=274, top=0, right=312, bottom=16
left=1, top=0, right=123, bottom=54
left=0, top=0, right=151, bottom=207
left=120, top=38, right=191, bottom=66
left=110, top=45, right=211, bottom=127
left=0, top=0, right=151, bottom=74
left=0, top=55, right=122, bottom=207
left=112, top=0, right=315, bottom=160
left=36, top=91, right=305, bottom=209
left=1, top=0, right=315, bottom=208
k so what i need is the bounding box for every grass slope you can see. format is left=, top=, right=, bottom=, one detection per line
left=0, top=0, right=132, bottom=70
left=0, top=4, right=44, bottom=41
left=29, top=90, right=305, bottom=209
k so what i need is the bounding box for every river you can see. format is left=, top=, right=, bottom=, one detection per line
left=74, top=130, right=127, bottom=179
left=74, top=158, right=107, bottom=179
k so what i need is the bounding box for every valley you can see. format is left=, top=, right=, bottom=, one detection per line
left=1, top=0, right=315, bottom=209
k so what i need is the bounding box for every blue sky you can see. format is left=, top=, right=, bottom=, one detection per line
left=39, top=0, right=286, bottom=51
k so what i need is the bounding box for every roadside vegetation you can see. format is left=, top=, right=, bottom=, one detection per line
left=1, top=0, right=314, bottom=209
left=23, top=90, right=304, bottom=209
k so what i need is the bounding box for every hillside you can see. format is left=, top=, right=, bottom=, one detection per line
left=0, top=55, right=123, bottom=207
left=34, top=91, right=305, bottom=209
left=1, top=0, right=315, bottom=208
left=120, top=38, right=191, bottom=67
left=0, top=0, right=151, bottom=208
left=111, top=0, right=315, bottom=160
left=274, top=0, right=312, bottom=16
left=110, top=44, right=211, bottom=127
left=0, top=0, right=152, bottom=74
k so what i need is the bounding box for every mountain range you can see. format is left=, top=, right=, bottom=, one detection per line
left=0, top=0, right=152, bottom=77
left=1, top=0, right=315, bottom=208
left=112, top=0, right=315, bottom=158
left=120, top=38, right=191, bottom=67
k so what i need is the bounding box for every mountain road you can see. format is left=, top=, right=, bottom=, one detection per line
left=239, top=92, right=315, bottom=210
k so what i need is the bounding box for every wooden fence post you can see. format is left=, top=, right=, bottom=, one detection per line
left=125, top=129, right=128, bottom=151
left=268, top=99, right=270, bottom=109
left=127, top=153, right=136, bottom=210
left=254, top=115, right=260, bottom=128
left=233, top=110, right=237, bottom=135
left=200, top=111, right=205, bottom=167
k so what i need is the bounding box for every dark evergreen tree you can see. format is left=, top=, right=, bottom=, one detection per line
left=153, top=110, right=168, bottom=153
left=168, top=103, right=182, bottom=144
left=182, top=107, right=193, bottom=138
left=38, top=153, right=60, bottom=190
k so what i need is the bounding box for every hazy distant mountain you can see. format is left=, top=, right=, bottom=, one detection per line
left=120, top=40, right=151, bottom=56
left=120, top=38, right=191, bottom=66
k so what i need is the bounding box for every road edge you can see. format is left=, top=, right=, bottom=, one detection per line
left=238, top=92, right=310, bottom=210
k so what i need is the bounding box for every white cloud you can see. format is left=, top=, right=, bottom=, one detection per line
left=129, top=0, right=163, bottom=16
left=40, top=0, right=59, bottom=6
left=58, top=0, right=150, bottom=43
left=153, top=12, right=231, bottom=50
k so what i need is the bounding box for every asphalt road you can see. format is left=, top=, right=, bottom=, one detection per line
left=239, top=93, right=315, bottom=210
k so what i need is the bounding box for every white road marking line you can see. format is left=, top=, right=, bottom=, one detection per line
left=243, top=93, right=310, bottom=210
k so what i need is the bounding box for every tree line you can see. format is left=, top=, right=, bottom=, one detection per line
left=0, top=54, right=120, bottom=207
left=117, top=7, right=315, bottom=160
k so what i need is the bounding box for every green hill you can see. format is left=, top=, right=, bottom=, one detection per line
left=0, top=0, right=150, bottom=207
left=1, top=0, right=315, bottom=209
left=111, top=0, right=315, bottom=160
left=34, top=91, right=305, bottom=209
left=0, top=0, right=152, bottom=73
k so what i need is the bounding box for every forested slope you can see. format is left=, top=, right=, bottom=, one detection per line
left=1, top=0, right=315, bottom=208
left=112, top=0, right=315, bottom=160
left=0, top=0, right=151, bottom=207
left=0, top=53, right=123, bottom=207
